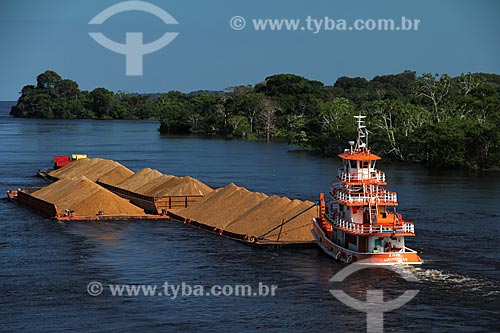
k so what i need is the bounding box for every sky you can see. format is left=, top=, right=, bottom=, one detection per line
left=0, top=0, right=499, bottom=100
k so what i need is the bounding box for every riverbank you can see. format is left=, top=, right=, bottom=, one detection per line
left=9, top=69, right=500, bottom=170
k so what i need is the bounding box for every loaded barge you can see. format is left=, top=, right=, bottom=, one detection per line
left=8, top=158, right=317, bottom=248
left=7, top=188, right=170, bottom=221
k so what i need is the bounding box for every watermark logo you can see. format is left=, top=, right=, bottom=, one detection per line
left=87, top=281, right=103, bottom=296
left=88, top=1, right=179, bottom=76
left=329, top=260, right=419, bottom=333
left=229, top=16, right=246, bottom=30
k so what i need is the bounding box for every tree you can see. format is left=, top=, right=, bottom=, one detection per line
left=412, top=118, right=484, bottom=168
left=157, top=91, right=192, bottom=134
left=255, top=74, right=325, bottom=116
left=230, top=91, right=264, bottom=134
left=10, top=85, right=36, bottom=117
left=36, top=70, right=62, bottom=91
left=188, top=93, right=221, bottom=134
left=228, top=115, right=250, bottom=137
left=56, top=79, right=79, bottom=99
left=415, top=73, right=452, bottom=122
left=258, top=97, right=279, bottom=143
left=454, top=73, right=491, bottom=123
left=215, top=95, right=230, bottom=132
left=371, top=70, right=416, bottom=102
left=333, top=76, right=374, bottom=105
left=89, top=88, right=116, bottom=119
left=312, top=98, right=357, bottom=154
left=244, top=94, right=260, bottom=135
left=32, top=93, right=55, bottom=118
left=319, top=98, right=356, bottom=140
left=365, top=100, right=405, bottom=160
left=286, top=114, right=309, bottom=146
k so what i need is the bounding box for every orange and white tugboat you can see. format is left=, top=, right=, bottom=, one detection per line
left=312, top=115, right=423, bottom=265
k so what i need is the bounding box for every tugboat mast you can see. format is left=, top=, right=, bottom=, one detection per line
left=354, top=115, right=368, bottom=151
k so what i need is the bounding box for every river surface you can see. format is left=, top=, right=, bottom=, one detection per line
left=0, top=101, right=498, bottom=332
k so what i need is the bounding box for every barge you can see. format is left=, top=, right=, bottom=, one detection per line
left=8, top=157, right=320, bottom=247
left=7, top=188, right=170, bottom=221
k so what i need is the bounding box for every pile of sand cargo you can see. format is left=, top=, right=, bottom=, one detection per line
left=43, top=158, right=314, bottom=242
left=49, top=158, right=134, bottom=185
left=171, top=183, right=316, bottom=242
left=51, top=160, right=213, bottom=197
left=31, top=176, right=145, bottom=216
left=116, top=168, right=163, bottom=191
left=115, top=168, right=213, bottom=197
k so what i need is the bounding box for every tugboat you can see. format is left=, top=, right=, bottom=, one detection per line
left=312, top=115, right=423, bottom=265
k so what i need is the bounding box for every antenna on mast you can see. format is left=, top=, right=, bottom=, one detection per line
left=353, top=115, right=368, bottom=151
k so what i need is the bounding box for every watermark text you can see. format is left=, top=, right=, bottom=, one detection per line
left=87, top=281, right=278, bottom=299
left=230, top=15, right=421, bottom=33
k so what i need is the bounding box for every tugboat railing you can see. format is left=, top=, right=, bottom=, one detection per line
left=327, top=215, right=414, bottom=235
left=333, top=190, right=397, bottom=204
left=337, top=170, right=386, bottom=183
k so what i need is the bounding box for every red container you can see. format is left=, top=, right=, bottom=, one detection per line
left=53, top=156, right=71, bottom=169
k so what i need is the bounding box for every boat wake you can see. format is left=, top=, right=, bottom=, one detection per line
left=410, top=267, right=500, bottom=298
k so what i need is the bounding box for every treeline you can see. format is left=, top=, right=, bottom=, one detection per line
left=11, top=70, right=500, bottom=169
left=10, top=71, right=160, bottom=119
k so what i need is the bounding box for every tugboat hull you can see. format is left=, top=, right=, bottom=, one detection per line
left=312, top=218, right=423, bottom=265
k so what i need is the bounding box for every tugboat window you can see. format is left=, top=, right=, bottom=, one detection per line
left=350, top=160, right=357, bottom=168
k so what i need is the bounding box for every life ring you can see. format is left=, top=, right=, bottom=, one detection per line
left=334, top=252, right=341, bottom=260
left=346, top=255, right=353, bottom=263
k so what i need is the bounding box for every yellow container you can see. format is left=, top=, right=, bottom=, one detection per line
left=71, top=154, right=88, bottom=160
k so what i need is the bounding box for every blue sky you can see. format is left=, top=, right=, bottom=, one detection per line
left=0, top=0, right=499, bottom=100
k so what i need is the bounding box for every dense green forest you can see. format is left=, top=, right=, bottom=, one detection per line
left=11, top=70, right=500, bottom=170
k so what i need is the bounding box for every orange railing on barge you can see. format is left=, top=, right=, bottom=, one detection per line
left=97, top=181, right=204, bottom=214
